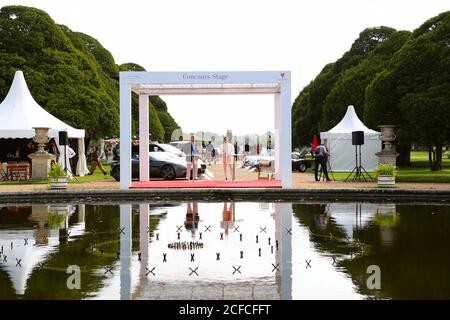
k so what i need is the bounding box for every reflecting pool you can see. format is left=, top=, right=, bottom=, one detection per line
left=0, top=202, right=449, bottom=299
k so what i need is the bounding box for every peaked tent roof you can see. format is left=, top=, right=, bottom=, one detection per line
left=327, top=105, right=377, bottom=134
left=0, top=71, right=84, bottom=139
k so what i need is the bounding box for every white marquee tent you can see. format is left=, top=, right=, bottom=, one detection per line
left=0, top=71, right=88, bottom=176
left=320, top=105, right=381, bottom=172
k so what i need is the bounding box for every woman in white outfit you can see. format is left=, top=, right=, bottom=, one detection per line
left=221, top=136, right=234, bottom=180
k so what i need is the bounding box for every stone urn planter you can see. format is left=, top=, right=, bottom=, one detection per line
left=48, top=163, right=68, bottom=190
left=373, top=164, right=398, bottom=188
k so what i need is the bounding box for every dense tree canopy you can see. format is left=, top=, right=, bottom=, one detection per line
left=293, top=11, right=450, bottom=170
left=292, top=27, right=398, bottom=148
left=365, top=11, right=450, bottom=170
left=0, top=5, right=179, bottom=142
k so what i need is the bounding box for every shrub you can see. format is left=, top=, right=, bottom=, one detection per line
left=48, top=163, right=67, bottom=179
left=372, top=163, right=399, bottom=178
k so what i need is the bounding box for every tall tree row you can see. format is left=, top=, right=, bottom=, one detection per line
left=292, top=11, right=450, bottom=170
left=0, top=5, right=180, bottom=142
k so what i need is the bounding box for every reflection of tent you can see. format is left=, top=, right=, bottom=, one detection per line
left=0, top=71, right=88, bottom=176
left=320, top=105, right=381, bottom=172
left=325, top=203, right=378, bottom=239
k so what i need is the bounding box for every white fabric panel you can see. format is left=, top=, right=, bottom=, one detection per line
left=326, top=133, right=381, bottom=172
left=57, top=145, right=72, bottom=178
left=76, top=138, right=89, bottom=176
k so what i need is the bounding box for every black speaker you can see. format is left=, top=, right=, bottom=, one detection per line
left=58, top=131, right=68, bottom=145
left=352, top=131, right=364, bottom=145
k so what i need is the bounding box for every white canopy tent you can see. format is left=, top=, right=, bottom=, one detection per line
left=320, top=105, right=381, bottom=172
left=0, top=71, right=88, bottom=176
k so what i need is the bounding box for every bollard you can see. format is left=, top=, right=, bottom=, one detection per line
left=156, top=233, right=159, bottom=241
left=268, top=237, right=271, bottom=245
left=240, top=234, right=242, bottom=242
left=163, top=253, right=167, bottom=263
left=256, top=235, right=259, bottom=243
left=138, top=253, right=142, bottom=261
left=199, top=232, right=202, bottom=240
left=177, top=232, right=180, bottom=240
left=240, top=251, right=243, bottom=259
left=271, top=246, right=273, bottom=254
left=220, top=233, right=223, bottom=240
left=216, top=253, right=220, bottom=261
left=258, top=248, right=261, bottom=257
left=191, top=253, right=195, bottom=262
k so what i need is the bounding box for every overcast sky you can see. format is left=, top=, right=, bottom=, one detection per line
left=3, top=0, right=449, bottom=136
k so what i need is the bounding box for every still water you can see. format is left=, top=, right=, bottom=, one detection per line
left=0, top=202, right=449, bottom=300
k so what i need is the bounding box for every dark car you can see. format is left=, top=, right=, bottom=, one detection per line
left=150, top=143, right=207, bottom=175
left=292, top=152, right=312, bottom=172
left=110, top=151, right=187, bottom=181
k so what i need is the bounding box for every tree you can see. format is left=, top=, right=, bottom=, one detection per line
left=292, top=27, right=398, bottom=148
left=0, top=5, right=180, bottom=143
left=365, top=11, right=450, bottom=170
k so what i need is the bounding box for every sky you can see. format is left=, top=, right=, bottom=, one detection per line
left=2, top=0, right=449, bottom=136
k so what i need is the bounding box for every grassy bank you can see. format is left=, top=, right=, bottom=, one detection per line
left=315, top=151, right=450, bottom=183
left=0, top=163, right=112, bottom=185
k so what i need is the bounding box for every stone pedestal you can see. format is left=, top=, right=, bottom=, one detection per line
left=376, top=125, right=399, bottom=166
left=28, top=152, right=54, bottom=180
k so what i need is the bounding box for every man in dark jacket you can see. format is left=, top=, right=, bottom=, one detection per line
left=314, top=143, right=331, bottom=182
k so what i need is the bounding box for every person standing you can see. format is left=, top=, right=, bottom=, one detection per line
left=314, top=143, right=331, bottom=182
left=88, top=146, right=107, bottom=175
left=183, top=135, right=198, bottom=180
left=244, top=136, right=250, bottom=156
left=221, top=136, right=234, bottom=180
left=267, top=133, right=272, bottom=155
left=68, top=146, right=76, bottom=175
left=205, top=141, right=214, bottom=165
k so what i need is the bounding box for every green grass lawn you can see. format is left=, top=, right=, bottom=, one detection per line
left=0, top=163, right=112, bottom=185
left=308, top=151, right=450, bottom=183
left=69, top=163, right=112, bottom=183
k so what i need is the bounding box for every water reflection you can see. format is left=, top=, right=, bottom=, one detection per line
left=0, top=202, right=449, bottom=299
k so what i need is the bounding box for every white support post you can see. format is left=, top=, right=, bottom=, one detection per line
left=120, top=84, right=132, bottom=189
left=275, top=203, right=292, bottom=300
left=279, top=80, right=292, bottom=188
left=274, top=93, right=281, bottom=180
left=139, top=95, right=149, bottom=182
left=139, top=203, right=149, bottom=282
left=120, top=204, right=132, bottom=300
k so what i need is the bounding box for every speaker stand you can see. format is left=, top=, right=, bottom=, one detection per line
left=344, top=145, right=372, bottom=182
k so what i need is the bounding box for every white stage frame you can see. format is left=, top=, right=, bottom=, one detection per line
left=119, top=71, right=292, bottom=189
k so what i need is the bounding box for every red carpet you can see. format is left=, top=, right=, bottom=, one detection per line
left=130, top=179, right=282, bottom=189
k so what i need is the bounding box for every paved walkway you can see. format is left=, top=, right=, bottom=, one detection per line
left=1, top=169, right=449, bottom=192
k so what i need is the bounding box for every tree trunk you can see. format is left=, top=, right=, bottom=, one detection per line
left=397, top=144, right=411, bottom=166
left=428, top=146, right=432, bottom=169
left=429, top=145, right=438, bottom=171
left=436, top=144, right=442, bottom=171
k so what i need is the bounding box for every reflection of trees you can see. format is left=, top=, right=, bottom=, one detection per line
left=293, top=203, right=450, bottom=299
left=292, top=204, right=357, bottom=255
left=1, top=204, right=163, bottom=299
